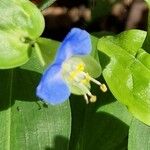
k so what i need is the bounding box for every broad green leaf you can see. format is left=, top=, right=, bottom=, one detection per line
left=36, top=37, right=59, bottom=67
left=97, top=29, right=150, bottom=125
left=0, top=0, right=44, bottom=69
left=128, top=118, right=150, bottom=150
left=145, top=0, right=150, bottom=4
left=69, top=88, right=132, bottom=150
left=0, top=39, right=71, bottom=149
left=20, top=37, right=60, bottom=74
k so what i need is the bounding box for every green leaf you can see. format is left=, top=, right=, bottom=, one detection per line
left=0, top=0, right=44, bottom=69
left=36, top=37, right=59, bottom=67
left=128, top=118, right=150, bottom=150
left=145, top=0, right=150, bottom=6
left=21, top=37, right=60, bottom=75
left=69, top=89, right=132, bottom=150
left=0, top=40, right=71, bottom=149
left=97, top=29, right=150, bottom=125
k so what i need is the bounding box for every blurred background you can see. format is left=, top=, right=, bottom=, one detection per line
left=31, top=0, right=148, bottom=40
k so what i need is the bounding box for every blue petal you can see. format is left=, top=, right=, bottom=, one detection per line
left=54, top=28, right=92, bottom=64
left=36, top=64, right=70, bottom=105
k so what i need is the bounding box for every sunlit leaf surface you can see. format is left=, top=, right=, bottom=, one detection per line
left=98, top=30, right=150, bottom=125
left=0, top=0, right=44, bottom=69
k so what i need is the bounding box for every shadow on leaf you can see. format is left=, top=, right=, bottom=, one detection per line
left=98, top=50, right=110, bottom=70
left=69, top=83, right=131, bottom=150
left=0, top=68, right=41, bottom=111
left=45, top=135, right=69, bottom=150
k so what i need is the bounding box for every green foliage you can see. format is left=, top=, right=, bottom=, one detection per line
left=128, top=118, right=150, bottom=150
left=0, top=43, right=71, bottom=149
left=69, top=90, right=132, bottom=150
left=97, top=30, right=150, bottom=126
left=36, top=37, right=59, bottom=67
left=0, top=0, right=150, bottom=149
left=145, top=0, right=150, bottom=5
left=0, top=0, right=44, bottom=69
left=0, top=0, right=71, bottom=146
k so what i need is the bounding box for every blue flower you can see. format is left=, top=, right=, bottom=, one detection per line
left=36, top=28, right=107, bottom=105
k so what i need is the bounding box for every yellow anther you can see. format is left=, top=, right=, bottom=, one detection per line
left=81, top=79, right=88, bottom=84
left=100, top=84, right=107, bottom=92
left=76, top=63, right=85, bottom=71
left=85, top=73, right=90, bottom=81
left=70, top=71, right=77, bottom=79
left=69, top=63, right=86, bottom=81
left=89, top=95, right=97, bottom=103
left=81, top=74, right=90, bottom=84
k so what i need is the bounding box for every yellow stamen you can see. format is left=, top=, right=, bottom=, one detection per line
left=69, top=63, right=85, bottom=80
left=89, top=95, right=97, bottom=103
left=76, top=63, right=85, bottom=71
left=85, top=73, right=90, bottom=81
left=81, top=79, right=88, bottom=84
left=70, top=71, right=78, bottom=79
left=67, top=62, right=107, bottom=104
left=86, top=75, right=101, bottom=85
left=83, top=73, right=108, bottom=93
left=100, top=84, right=107, bottom=92
left=84, top=94, right=89, bottom=104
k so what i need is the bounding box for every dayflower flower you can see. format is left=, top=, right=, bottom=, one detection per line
left=36, top=28, right=107, bottom=105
